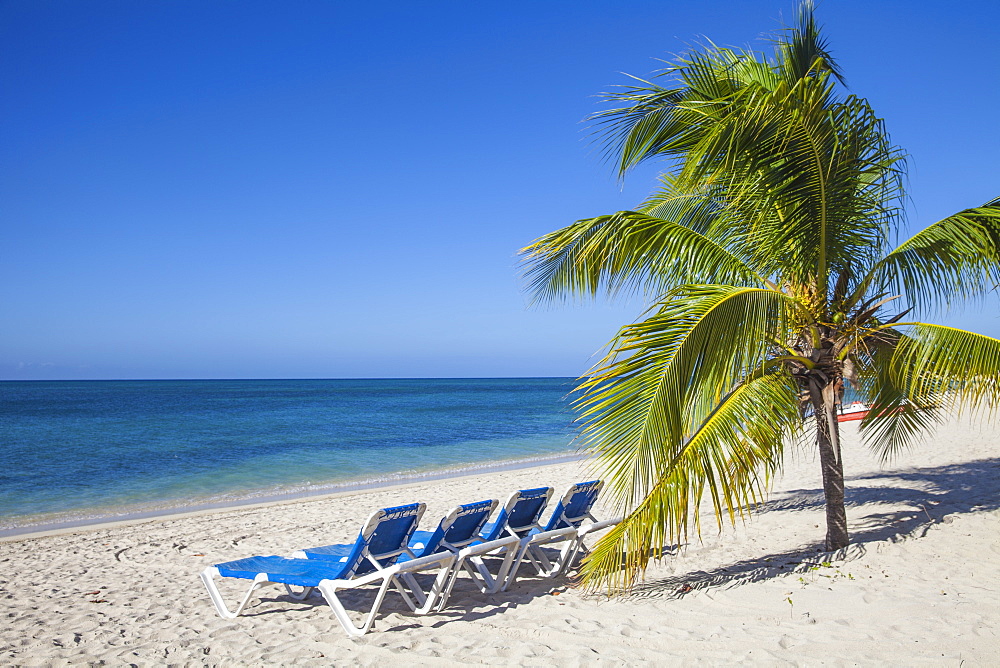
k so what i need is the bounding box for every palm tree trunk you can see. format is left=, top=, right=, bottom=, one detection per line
left=812, top=383, right=849, bottom=550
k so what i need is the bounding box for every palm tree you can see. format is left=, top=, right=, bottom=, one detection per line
left=521, top=3, right=1000, bottom=594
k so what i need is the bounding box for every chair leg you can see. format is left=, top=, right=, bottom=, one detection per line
left=497, top=539, right=529, bottom=592
left=500, top=538, right=534, bottom=591
left=200, top=568, right=268, bottom=619
left=505, top=529, right=584, bottom=588
left=419, top=561, right=455, bottom=614
left=398, top=561, right=454, bottom=614
left=463, top=555, right=497, bottom=593
left=397, top=572, right=426, bottom=609
left=441, top=551, right=499, bottom=603
left=528, top=543, right=556, bottom=575
left=436, top=564, right=463, bottom=612
left=283, top=585, right=315, bottom=600
left=467, top=546, right=517, bottom=595
left=536, top=536, right=585, bottom=579
left=316, top=576, right=396, bottom=638
left=388, top=574, right=422, bottom=613
left=567, top=517, right=622, bottom=574
left=553, top=537, right=584, bottom=577
left=437, top=537, right=521, bottom=606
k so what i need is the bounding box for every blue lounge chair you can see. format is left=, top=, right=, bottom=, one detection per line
left=407, top=499, right=499, bottom=558
left=506, top=480, right=621, bottom=586
left=442, top=486, right=554, bottom=594
left=200, top=503, right=455, bottom=637
left=401, top=498, right=520, bottom=609
left=479, top=486, right=553, bottom=542
left=392, top=498, right=510, bottom=611
left=543, top=479, right=605, bottom=532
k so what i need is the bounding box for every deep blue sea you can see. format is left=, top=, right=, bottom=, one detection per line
left=0, top=378, right=582, bottom=535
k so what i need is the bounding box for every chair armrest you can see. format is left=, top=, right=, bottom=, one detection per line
left=525, top=526, right=579, bottom=546
left=458, top=534, right=520, bottom=558
left=394, top=551, right=456, bottom=573
left=577, top=517, right=624, bottom=537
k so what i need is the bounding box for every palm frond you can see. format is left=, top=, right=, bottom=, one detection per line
left=577, top=369, right=801, bottom=594
left=672, top=76, right=903, bottom=295
left=589, top=44, right=779, bottom=178
left=519, top=210, right=763, bottom=302
left=860, top=201, right=1000, bottom=312
left=888, top=323, right=1000, bottom=414
left=588, top=79, right=691, bottom=176
left=850, top=331, right=942, bottom=460
left=575, top=285, right=800, bottom=510
left=774, top=0, right=846, bottom=84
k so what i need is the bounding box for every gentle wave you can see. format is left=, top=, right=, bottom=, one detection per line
left=0, top=450, right=588, bottom=537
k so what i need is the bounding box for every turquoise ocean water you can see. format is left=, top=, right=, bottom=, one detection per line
left=0, top=378, right=583, bottom=536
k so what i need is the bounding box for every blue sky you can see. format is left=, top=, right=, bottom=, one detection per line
left=3, top=0, right=998, bottom=380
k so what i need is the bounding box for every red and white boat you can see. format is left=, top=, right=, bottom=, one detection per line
left=837, top=401, right=869, bottom=422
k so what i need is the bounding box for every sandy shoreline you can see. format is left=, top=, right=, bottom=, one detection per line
left=1, top=417, right=998, bottom=665
left=0, top=451, right=586, bottom=542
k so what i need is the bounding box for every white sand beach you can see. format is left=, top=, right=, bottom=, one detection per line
left=1, top=416, right=998, bottom=665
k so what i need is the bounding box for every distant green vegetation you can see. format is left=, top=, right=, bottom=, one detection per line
left=522, top=2, right=1000, bottom=593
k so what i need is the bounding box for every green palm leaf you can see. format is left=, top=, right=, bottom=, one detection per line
left=578, top=369, right=801, bottom=594
left=521, top=1, right=1000, bottom=590
left=888, top=324, right=1000, bottom=412
left=851, top=331, right=942, bottom=460
left=575, top=286, right=799, bottom=510
left=863, top=201, right=1000, bottom=312
left=519, top=210, right=762, bottom=302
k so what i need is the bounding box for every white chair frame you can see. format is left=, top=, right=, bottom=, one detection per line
left=200, top=549, right=456, bottom=637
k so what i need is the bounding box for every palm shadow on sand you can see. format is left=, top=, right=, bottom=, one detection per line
left=627, top=457, right=1000, bottom=600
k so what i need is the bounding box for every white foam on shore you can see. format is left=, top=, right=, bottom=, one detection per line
left=0, top=450, right=586, bottom=538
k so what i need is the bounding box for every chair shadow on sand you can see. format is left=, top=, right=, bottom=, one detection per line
left=627, top=457, right=1000, bottom=600
left=243, top=458, right=999, bottom=627
left=246, top=554, right=578, bottom=629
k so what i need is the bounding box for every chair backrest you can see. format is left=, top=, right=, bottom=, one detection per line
left=481, top=487, right=553, bottom=541
left=443, top=499, right=498, bottom=547
left=543, top=480, right=604, bottom=531
left=415, top=499, right=498, bottom=557
left=345, top=502, right=426, bottom=577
